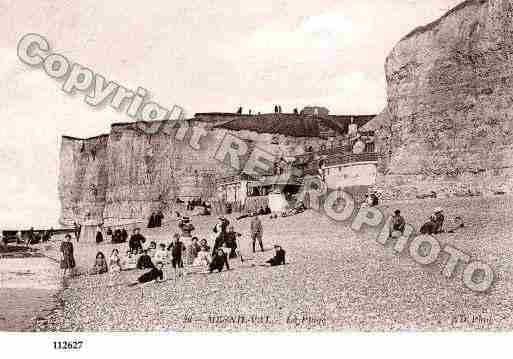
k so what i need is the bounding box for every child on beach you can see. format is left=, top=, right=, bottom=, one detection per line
left=60, top=234, right=76, bottom=277
left=199, top=238, right=210, bottom=252
left=192, top=245, right=212, bottom=270
left=178, top=217, right=195, bottom=238
left=122, top=250, right=137, bottom=270
left=147, top=241, right=157, bottom=257
left=263, top=245, right=286, bottom=267
left=209, top=248, right=230, bottom=273
left=89, top=251, right=108, bottom=275
left=128, top=261, right=165, bottom=286
left=154, top=243, right=168, bottom=264
left=109, top=249, right=122, bottom=272
left=168, top=234, right=185, bottom=279
left=136, top=249, right=154, bottom=270
left=108, top=248, right=122, bottom=286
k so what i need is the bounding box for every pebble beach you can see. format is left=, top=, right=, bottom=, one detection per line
left=20, top=195, right=513, bottom=331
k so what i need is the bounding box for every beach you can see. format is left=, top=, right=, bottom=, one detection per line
left=19, top=194, right=512, bottom=331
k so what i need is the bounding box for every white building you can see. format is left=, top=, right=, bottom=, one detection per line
left=320, top=153, right=378, bottom=190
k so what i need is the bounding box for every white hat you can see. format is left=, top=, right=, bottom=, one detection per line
left=434, top=207, right=443, bottom=213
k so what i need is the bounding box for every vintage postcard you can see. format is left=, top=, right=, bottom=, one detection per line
left=1, top=0, right=512, bottom=355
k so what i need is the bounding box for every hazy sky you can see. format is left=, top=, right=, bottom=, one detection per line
left=0, top=0, right=462, bottom=228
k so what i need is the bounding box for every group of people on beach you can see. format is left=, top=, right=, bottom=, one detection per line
left=147, top=211, right=164, bottom=228
left=389, top=206, right=464, bottom=239
left=95, top=226, right=130, bottom=244
left=59, top=213, right=287, bottom=286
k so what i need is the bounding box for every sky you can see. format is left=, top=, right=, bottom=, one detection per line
left=0, top=0, right=463, bottom=228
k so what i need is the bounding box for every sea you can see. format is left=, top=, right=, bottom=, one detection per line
left=0, top=256, right=62, bottom=331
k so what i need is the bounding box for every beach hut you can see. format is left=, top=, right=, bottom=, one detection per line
left=247, top=173, right=303, bottom=213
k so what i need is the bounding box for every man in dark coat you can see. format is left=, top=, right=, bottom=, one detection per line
left=168, top=234, right=185, bottom=268
left=129, top=228, right=146, bottom=253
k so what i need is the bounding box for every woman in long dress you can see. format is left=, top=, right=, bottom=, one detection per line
left=108, top=248, right=122, bottom=286
left=95, top=226, right=104, bottom=244
left=192, top=246, right=212, bottom=272
left=109, top=249, right=122, bottom=272
left=60, top=234, right=76, bottom=277
left=184, top=237, right=200, bottom=266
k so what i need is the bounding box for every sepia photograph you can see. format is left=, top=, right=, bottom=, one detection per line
left=1, top=0, right=512, bottom=356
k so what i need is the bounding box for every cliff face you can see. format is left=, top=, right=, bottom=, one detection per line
left=58, top=118, right=334, bottom=226
left=371, top=0, right=513, bottom=198
left=58, top=135, right=109, bottom=226
left=59, top=120, right=236, bottom=226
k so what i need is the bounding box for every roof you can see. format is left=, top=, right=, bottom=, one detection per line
left=214, top=113, right=319, bottom=137
left=61, top=112, right=376, bottom=140
left=360, top=108, right=390, bottom=132
left=214, top=113, right=375, bottom=138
